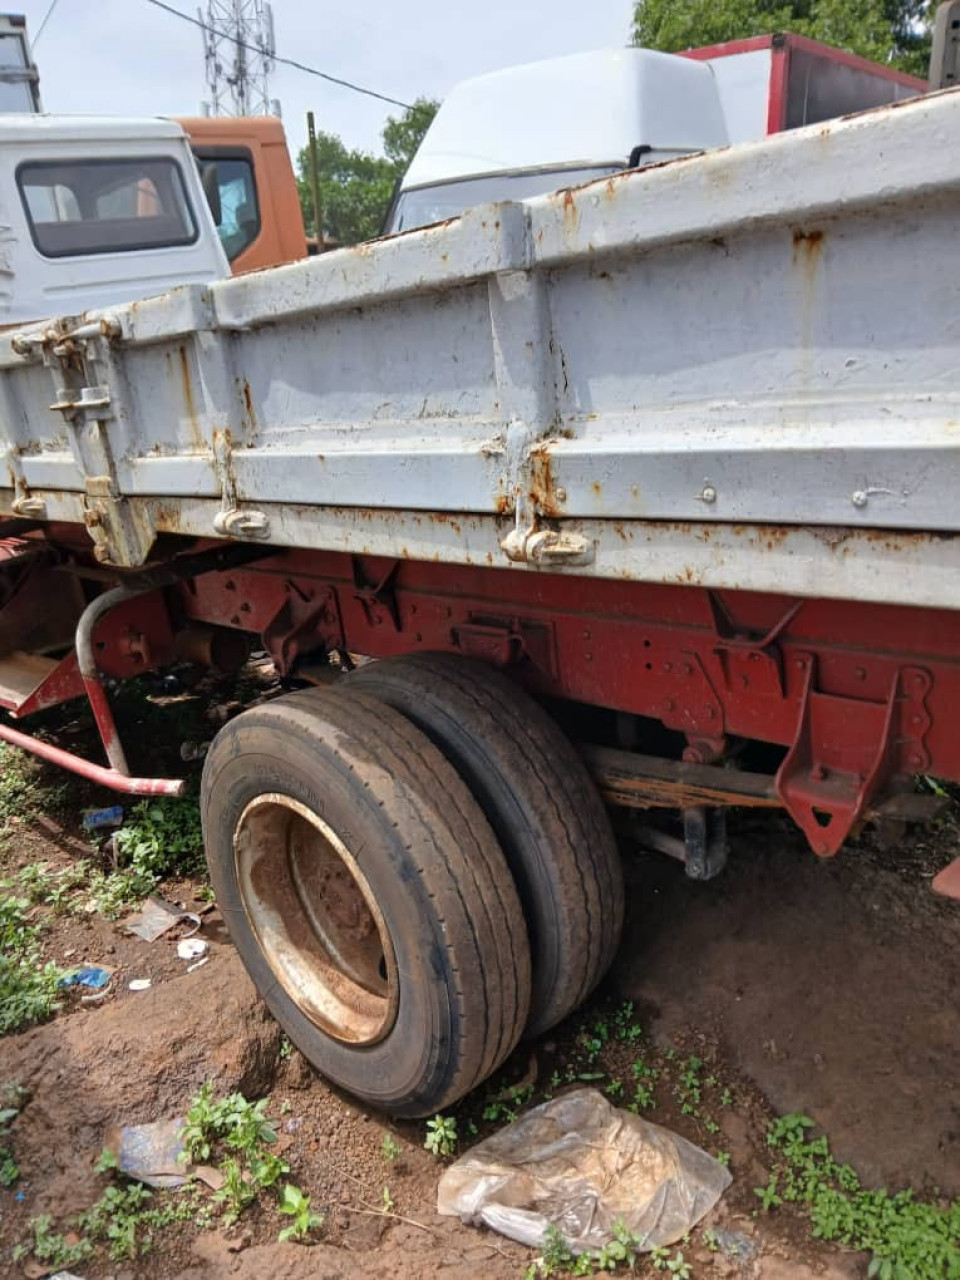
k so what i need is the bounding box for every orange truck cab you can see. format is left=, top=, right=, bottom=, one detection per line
left=175, top=116, right=307, bottom=274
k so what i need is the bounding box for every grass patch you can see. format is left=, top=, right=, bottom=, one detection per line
left=758, top=1113, right=960, bottom=1280
left=0, top=890, right=62, bottom=1034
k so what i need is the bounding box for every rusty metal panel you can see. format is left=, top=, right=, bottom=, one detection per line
left=0, top=90, right=958, bottom=606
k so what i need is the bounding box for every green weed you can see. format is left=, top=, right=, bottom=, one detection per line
left=381, top=1134, right=401, bottom=1162
left=277, top=1183, right=323, bottom=1243
left=424, top=1114, right=458, bottom=1158
left=0, top=890, right=62, bottom=1034
left=759, top=1112, right=960, bottom=1280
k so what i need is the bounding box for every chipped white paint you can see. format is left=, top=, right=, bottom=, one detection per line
left=0, top=90, right=959, bottom=610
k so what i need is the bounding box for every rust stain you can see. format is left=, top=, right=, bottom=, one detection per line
left=792, top=227, right=824, bottom=261
left=528, top=442, right=565, bottom=519
left=591, top=481, right=603, bottom=496
left=241, top=379, right=258, bottom=432
left=177, top=345, right=203, bottom=450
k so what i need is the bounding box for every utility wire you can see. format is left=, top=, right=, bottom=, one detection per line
left=33, top=0, right=62, bottom=47
left=144, top=0, right=414, bottom=110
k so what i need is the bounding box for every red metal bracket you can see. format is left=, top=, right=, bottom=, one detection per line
left=263, top=582, right=342, bottom=674
left=776, top=655, right=931, bottom=856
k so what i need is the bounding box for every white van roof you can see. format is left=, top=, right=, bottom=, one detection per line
left=402, top=48, right=728, bottom=189
left=0, top=114, right=187, bottom=144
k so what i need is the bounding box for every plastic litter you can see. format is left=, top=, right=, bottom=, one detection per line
left=81, top=804, right=124, bottom=831
left=186, top=956, right=210, bottom=974
left=57, top=966, right=113, bottom=990
left=437, top=1089, right=731, bottom=1254
left=128, top=978, right=152, bottom=992
left=123, top=895, right=201, bottom=943
left=102, top=1119, right=224, bottom=1192
left=176, top=938, right=208, bottom=961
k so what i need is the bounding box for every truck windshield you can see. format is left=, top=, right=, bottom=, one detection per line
left=17, top=157, right=198, bottom=258
left=389, top=165, right=620, bottom=234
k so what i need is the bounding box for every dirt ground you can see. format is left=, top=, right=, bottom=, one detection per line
left=0, top=700, right=958, bottom=1279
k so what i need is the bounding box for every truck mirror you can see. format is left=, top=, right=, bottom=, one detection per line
left=199, top=161, right=222, bottom=227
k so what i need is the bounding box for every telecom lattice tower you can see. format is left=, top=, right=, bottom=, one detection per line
left=199, top=0, right=280, bottom=117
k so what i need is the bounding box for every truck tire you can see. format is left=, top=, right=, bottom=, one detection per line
left=348, top=653, right=624, bottom=1035
left=200, top=686, right=531, bottom=1116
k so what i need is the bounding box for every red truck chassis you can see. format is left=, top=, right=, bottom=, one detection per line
left=2, top=530, right=957, bottom=873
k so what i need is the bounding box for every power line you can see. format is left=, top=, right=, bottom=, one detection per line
left=144, top=0, right=414, bottom=110
left=33, top=0, right=62, bottom=46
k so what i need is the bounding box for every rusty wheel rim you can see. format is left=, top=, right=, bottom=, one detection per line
left=233, top=793, right=399, bottom=1045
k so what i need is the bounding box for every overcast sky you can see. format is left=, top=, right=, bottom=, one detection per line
left=19, top=0, right=635, bottom=159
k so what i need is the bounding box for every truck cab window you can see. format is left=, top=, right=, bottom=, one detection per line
left=195, top=154, right=260, bottom=262
left=18, top=158, right=197, bottom=257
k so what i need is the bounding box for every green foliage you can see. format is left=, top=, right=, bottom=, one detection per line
left=78, top=1182, right=194, bottom=1261
left=0, top=890, right=62, bottom=1034
left=381, top=1133, right=402, bottom=1163
left=180, top=1082, right=278, bottom=1163
left=87, top=795, right=205, bottom=917
left=296, top=99, right=439, bottom=245
left=277, top=1183, right=324, bottom=1243
left=12, top=1213, right=94, bottom=1269
left=631, top=0, right=934, bottom=77
left=180, top=1084, right=287, bottom=1227
left=482, top=1082, right=534, bottom=1125
left=759, top=1112, right=960, bottom=1279
left=0, top=744, right=70, bottom=838
left=95, top=1145, right=120, bottom=1174
left=528, top=1220, right=674, bottom=1277
left=424, top=1113, right=458, bottom=1158
left=112, top=797, right=205, bottom=882
left=0, top=1091, right=24, bottom=1187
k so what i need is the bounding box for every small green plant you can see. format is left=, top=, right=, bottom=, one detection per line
left=0, top=889, right=64, bottom=1034
left=528, top=1220, right=653, bottom=1277
left=715, top=1150, right=731, bottom=1167
left=180, top=1082, right=278, bottom=1163
left=213, top=1156, right=258, bottom=1226
left=95, top=1146, right=120, bottom=1174
left=0, top=1112, right=18, bottom=1187
left=12, top=1213, right=94, bottom=1269
left=755, top=1173, right=783, bottom=1211
left=381, top=1133, right=402, bottom=1162
left=483, top=1082, right=534, bottom=1124
left=759, top=1112, right=960, bottom=1280
left=277, top=1183, right=323, bottom=1243
left=381, top=1185, right=395, bottom=1213
left=702, top=1228, right=719, bottom=1252
left=424, top=1113, right=458, bottom=1157
left=613, top=1000, right=643, bottom=1044
left=180, top=1083, right=287, bottom=1227
left=81, top=1181, right=197, bottom=1261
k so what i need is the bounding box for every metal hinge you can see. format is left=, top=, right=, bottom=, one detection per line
left=500, top=526, right=594, bottom=567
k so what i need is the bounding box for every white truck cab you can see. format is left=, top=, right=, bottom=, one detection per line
left=386, top=49, right=728, bottom=234
left=0, top=115, right=229, bottom=325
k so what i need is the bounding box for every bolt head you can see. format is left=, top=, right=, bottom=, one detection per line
left=851, top=490, right=868, bottom=508
left=701, top=484, right=717, bottom=504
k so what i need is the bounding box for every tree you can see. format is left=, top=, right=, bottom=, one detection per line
left=631, top=0, right=933, bottom=76
left=296, top=98, right=439, bottom=246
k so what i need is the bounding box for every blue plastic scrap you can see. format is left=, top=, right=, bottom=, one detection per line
left=57, top=966, right=112, bottom=990
left=81, top=804, right=125, bottom=831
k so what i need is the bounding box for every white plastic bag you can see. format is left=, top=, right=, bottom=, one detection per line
left=437, top=1089, right=730, bottom=1252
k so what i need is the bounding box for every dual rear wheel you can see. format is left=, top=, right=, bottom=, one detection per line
left=201, top=654, right=624, bottom=1116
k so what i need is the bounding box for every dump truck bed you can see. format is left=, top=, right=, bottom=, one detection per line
left=2, top=88, right=959, bottom=608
